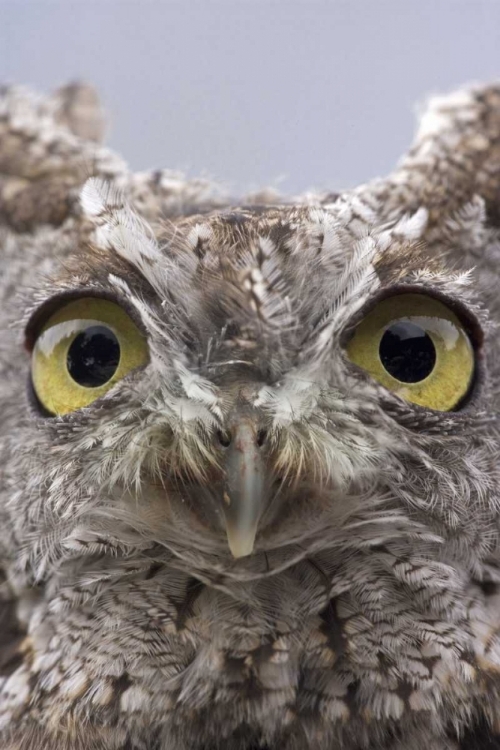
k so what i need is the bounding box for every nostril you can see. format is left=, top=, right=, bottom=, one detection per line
left=256, top=429, right=268, bottom=448
left=216, top=429, right=232, bottom=448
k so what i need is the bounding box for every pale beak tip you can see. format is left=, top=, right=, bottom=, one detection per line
left=226, top=528, right=257, bottom=558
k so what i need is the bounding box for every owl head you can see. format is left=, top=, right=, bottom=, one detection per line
left=2, top=82, right=500, bottom=748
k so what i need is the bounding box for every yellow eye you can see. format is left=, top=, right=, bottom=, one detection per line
left=345, top=294, right=474, bottom=411
left=31, top=298, right=148, bottom=415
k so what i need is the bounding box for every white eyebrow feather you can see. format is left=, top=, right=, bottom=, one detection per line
left=81, top=177, right=168, bottom=295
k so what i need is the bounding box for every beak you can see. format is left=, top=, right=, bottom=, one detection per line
left=220, top=420, right=267, bottom=558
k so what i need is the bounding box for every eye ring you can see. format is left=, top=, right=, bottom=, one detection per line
left=340, top=285, right=483, bottom=352
left=25, top=289, right=149, bottom=352
left=345, top=293, right=476, bottom=412
left=31, top=297, right=149, bottom=416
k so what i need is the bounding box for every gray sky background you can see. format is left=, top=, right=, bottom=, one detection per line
left=2, top=1, right=500, bottom=196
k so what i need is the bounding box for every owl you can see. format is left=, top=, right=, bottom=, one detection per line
left=1, top=80, right=500, bottom=750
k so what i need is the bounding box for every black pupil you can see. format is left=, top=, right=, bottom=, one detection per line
left=67, top=326, right=120, bottom=387
left=379, top=321, right=436, bottom=383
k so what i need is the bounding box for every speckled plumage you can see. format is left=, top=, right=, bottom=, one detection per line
left=1, top=82, right=500, bottom=750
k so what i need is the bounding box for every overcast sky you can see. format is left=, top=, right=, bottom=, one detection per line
left=3, top=1, right=500, bottom=196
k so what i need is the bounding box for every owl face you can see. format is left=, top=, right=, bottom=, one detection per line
left=11, top=183, right=490, bottom=589
left=3, top=81, right=500, bottom=748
